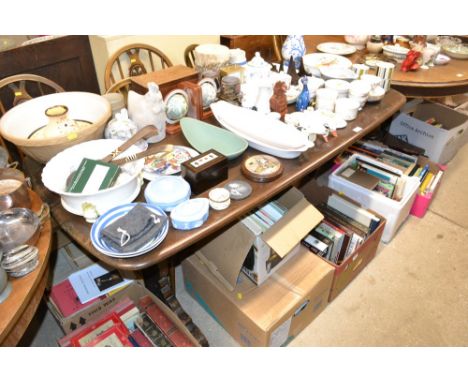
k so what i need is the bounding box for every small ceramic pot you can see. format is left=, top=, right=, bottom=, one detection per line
left=366, top=40, right=383, bottom=53
left=208, top=188, right=231, bottom=211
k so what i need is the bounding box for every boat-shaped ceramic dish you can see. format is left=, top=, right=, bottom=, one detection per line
left=180, top=117, right=248, bottom=160
left=210, top=101, right=312, bottom=159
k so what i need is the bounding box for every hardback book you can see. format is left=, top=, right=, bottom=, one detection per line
left=302, top=234, right=330, bottom=258
left=49, top=279, right=101, bottom=318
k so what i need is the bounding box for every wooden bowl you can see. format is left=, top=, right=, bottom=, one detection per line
left=0, top=92, right=111, bottom=164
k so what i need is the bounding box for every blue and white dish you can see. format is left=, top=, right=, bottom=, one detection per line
left=144, top=176, right=191, bottom=212
left=170, top=198, right=209, bottom=230
left=90, top=203, right=168, bottom=258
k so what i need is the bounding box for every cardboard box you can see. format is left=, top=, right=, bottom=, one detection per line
left=389, top=100, right=468, bottom=164
left=197, top=187, right=324, bottom=288
left=300, top=180, right=386, bottom=301
left=48, top=282, right=199, bottom=346
left=182, top=247, right=334, bottom=347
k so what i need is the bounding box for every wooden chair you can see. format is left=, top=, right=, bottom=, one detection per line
left=272, top=35, right=287, bottom=63
left=104, top=43, right=173, bottom=91
left=0, top=74, right=64, bottom=162
left=184, top=44, right=199, bottom=68
left=105, top=78, right=133, bottom=106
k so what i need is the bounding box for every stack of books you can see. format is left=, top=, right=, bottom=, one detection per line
left=242, top=200, right=287, bottom=233
left=302, top=193, right=381, bottom=265
left=58, top=292, right=194, bottom=347
left=408, top=164, right=444, bottom=196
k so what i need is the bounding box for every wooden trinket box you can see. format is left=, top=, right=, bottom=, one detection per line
left=181, top=149, right=228, bottom=195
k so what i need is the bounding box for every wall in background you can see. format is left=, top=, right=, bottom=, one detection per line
left=89, top=35, right=220, bottom=93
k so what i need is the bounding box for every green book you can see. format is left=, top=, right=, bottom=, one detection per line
left=67, top=158, right=121, bottom=193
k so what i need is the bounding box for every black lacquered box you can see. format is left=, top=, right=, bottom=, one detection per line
left=181, top=149, right=228, bottom=195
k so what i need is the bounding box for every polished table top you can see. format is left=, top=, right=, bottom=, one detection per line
left=27, top=89, right=406, bottom=272
left=0, top=191, right=52, bottom=346
left=303, top=35, right=468, bottom=98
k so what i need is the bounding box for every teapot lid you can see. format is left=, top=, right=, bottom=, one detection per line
left=248, top=52, right=271, bottom=69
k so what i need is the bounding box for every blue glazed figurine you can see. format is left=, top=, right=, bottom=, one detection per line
left=295, top=77, right=310, bottom=112
left=281, top=35, right=306, bottom=70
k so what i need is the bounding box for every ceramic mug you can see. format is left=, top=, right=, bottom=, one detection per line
left=360, top=74, right=382, bottom=91
left=351, top=64, right=369, bottom=79
left=316, top=88, right=338, bottom=112
left=376, top=61, right=395, bottom=81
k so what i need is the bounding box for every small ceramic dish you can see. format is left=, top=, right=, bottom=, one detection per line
left=367, top=86, right=386, bottom=102
left=170, top=198, right=209, bottom=230
left=143, top=145, right=198, bottom=179
left=208, top=188, right=231, bottom=211
left=434, top=54, right=451, bottom=65
left=241, top=155, right=283, bottom=183
left=164, top=89, right=190, bottom=124
left=180, top=117, right=248, bottom=160
left=144, top=176, right=191, bottom=212
left=223, top=180, right=252, bottom=200
left=198, top=78, right=218, bottom=109
left=317, top=42, right=356, bottom=56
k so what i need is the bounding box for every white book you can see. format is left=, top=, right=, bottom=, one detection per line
left=68, top=263, right=132, bottom=304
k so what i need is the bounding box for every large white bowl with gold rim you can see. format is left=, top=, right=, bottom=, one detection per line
left=0, top=92, right=111, bottom=164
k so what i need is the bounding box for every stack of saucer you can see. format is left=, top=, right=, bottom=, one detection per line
left=1, top=245, right=39, bottom=278
left=220, top=76, right=241, bottom=104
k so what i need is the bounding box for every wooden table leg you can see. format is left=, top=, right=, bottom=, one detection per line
left=142, top=260, right=209, bottom=347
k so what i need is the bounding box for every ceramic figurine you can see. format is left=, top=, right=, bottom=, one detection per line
left=127, top=82, right=166, bottom=143
left=298, top=57, right=308, bottom=77
left=295, top=77, right=310, bottom=112
left=401, top=50, right=422, bottom=72
left=104, top=108, right=138, bottom=141
left=287, top=56, right=300, bottom=86
left=269, top=81, right=288, bottom=121
left=281, top=35, right=306, bottom=70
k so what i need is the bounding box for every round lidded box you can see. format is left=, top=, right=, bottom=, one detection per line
left=241, top=155, right=283, bottom=183
left=144, top=176, right=191, bottom=212
left=208, top=188, right=230, bottom=211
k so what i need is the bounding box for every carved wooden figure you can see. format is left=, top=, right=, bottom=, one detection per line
left=269, top=81, right=288, bottom=121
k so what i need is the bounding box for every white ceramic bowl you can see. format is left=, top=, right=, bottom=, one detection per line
left=0, top=92, right=111, bottom=164
left=367, top=86, right=386, bottom=102
left=360, top=74, right=382, bottom=90
left=320, top=66, right=357, bottom=81
left=325, top=79, right=350, bottom=97
left=41, top=139, right=144, bottom=219
left=349, top=80, right=372, bottom=97
left=383, top=45, right=409, bottom=62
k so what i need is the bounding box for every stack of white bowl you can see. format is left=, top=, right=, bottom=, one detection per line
left=348, top=80, right=371, bottom=109
left=334, top=98, right=361, bottom=121
left=325, top=79, right=350, bottom=99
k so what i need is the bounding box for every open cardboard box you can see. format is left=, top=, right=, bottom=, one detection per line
left=197, top=187, right=324, bottom=289
left=49, top=282, right=200, bottom=346
left=183, top=246, right=334, bottom=347
left=389, top=99, right=468, bottom=164
left=300, top=180, right=386, bottom=301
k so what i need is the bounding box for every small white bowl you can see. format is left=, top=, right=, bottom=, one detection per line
left=349, top=80, right=372, bottom=97
left=383, top=45, right=409, bottom=62
left=360, top=74, right=382, bottom=90
left=325, top=79, right=350, bottom=98
left=367, top=86, right=386, bottom=102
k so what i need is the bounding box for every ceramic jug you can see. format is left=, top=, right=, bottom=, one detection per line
left=281, top=35, right=306, bottom=70
left=34, top=105, right=79, bottom=140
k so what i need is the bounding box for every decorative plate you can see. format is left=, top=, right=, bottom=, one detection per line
left=142, top=145, right=198, bottom=180
left=224, top=180, right=253, bottom=200
left=164, top=89, right=190, bottom=124
left=90, top=203, right=169, bottom=258
left=198, top=78, right=218, bottom=109
left=302, top=53, right=352, bottom=76
left=317, top=42, right=357, bottom=56
left=241, top=154, right=283, bottom=183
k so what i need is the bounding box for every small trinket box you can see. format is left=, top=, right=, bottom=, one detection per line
left=181, top=149, right=228, bottom=194
left=241, top=154, right=283, bottom=183
left=208, top=188, right=231, bottom=210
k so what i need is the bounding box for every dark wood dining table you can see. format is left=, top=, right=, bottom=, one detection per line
left=25, top=87, right=406, bottom=345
